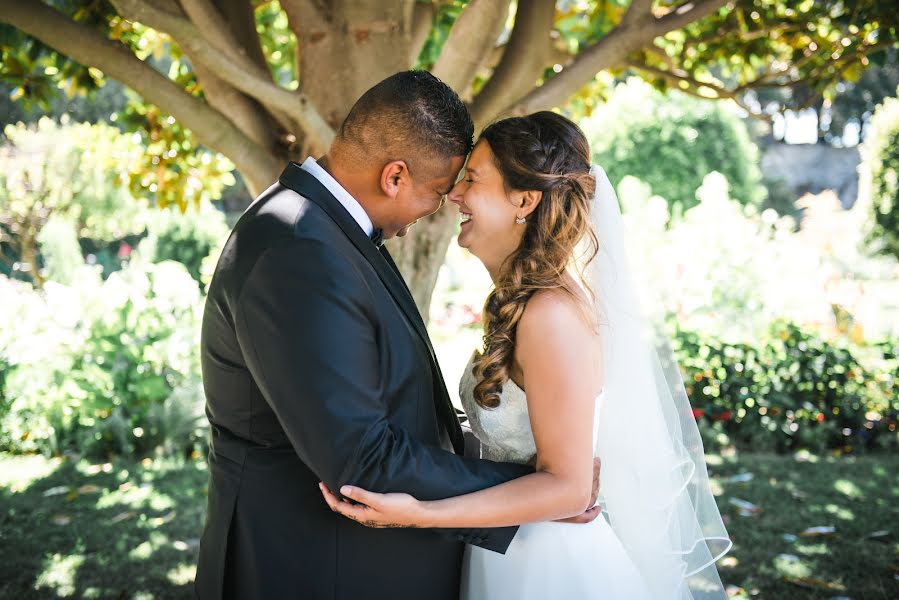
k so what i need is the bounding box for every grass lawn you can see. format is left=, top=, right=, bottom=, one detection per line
left=0, top=451, right=896, bottom=599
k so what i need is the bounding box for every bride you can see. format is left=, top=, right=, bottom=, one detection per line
left=320, top=111, right=732, bottom=599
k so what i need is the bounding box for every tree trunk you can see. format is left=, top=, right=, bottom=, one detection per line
left=387, top=207, right=459, bottom=321
left=293, top=1, right=416, bottom=129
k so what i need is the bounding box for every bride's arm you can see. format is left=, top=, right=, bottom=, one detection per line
left=322, top=289, right=600, bottom=528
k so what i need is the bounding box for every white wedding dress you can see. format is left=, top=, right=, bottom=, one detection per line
left=458, top=352, right=653, bottom=600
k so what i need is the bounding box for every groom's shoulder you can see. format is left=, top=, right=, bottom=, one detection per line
left=235, top=183, right=336, bottom=244
left=216, top=184, right=362, bottom=288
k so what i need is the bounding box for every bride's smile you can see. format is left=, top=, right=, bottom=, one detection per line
left=448, top=140, right=540, bottom=279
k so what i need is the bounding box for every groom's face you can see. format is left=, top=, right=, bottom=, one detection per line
left=382, top=155, right=465, bottom=238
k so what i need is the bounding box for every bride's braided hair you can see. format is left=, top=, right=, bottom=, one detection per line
left=472, top=111, right=598, bottom=409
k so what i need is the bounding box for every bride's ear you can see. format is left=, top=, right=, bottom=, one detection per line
left=515, top=190, right=542, bottom=218
left=379, top=160, right=409, bottom=199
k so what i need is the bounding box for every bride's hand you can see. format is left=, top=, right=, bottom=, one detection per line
left=319, top=482, right=428, bottom=528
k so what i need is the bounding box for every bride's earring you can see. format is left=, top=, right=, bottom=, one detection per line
left=515, top=215, right=526, bottom=225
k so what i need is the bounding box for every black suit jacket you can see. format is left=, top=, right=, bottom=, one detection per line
left=194, top=163, right=532, bottom=600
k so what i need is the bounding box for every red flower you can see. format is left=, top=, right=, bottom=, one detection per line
left=117, top=243, right=133, bottom=259
left=715, top=410, right=733, bottom=422
left=816, top=413, right=825, bottom=423
left=692, top=408, right=705, bottom=419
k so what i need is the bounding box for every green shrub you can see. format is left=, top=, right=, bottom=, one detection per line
left=0, top=118, right=235, bottom=287
left=0, top=118, right=148, bottom=286
left=586, top=78, right=766, bottom=218
left=0, top=259, right=205, bottom=458
left=674, top=321, right=898, bottom=454
left=137, top=204, right=229, bottom=286
left=859, top=89, right=899, bottom=261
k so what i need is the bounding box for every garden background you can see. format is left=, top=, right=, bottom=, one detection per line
left=1, top=1, right=897, bottom=598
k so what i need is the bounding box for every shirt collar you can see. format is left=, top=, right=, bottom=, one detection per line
left=300, top=156, right=375, bottom=237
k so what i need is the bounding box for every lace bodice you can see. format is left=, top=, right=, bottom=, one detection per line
left=459, top=352, right=603, bottom=464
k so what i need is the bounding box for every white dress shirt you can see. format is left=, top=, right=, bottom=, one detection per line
left=300, top=156, right=375, bottom=237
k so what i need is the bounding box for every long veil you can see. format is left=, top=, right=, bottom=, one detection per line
left=586, top=165, right=732, bottom=598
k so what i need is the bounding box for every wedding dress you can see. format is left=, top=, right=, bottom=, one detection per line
left=458, top=352, right=653, bottom=600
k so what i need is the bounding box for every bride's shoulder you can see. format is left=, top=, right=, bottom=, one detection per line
left=518, top=288, right=594, bottom=346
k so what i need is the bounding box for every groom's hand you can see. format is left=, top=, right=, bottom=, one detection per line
left=554, top=457, right=601, bottom=524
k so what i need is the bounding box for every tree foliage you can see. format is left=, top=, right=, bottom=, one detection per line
left=1, top=0, right=896, bottom=310
left=0, top=118, right=232, bottom=286
left=0, top=118, right=139, bottom=286
left=587, top=78, right=765, bottom=216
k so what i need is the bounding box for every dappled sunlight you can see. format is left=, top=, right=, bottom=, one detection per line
left=823, top=503, right=855, bottom=521
left=795, top=542, right=830, bottom=556
left=792, top=449, right=820, bottom=463
left=167, top=563, right=197, bottom=586
left=0, top=455, right=62, bottom=493
left=704, top=453, right=724, bottom=467
left=128, top=532, right=170, bottom=562
left=34, top=552, right=85, bottom=597
left=833, top=478, right=864, bottom=499
left=0, top=454, right=207, bottom=598
left=94, top=480, right=177, bottom=514
left=718, top=556, right=738, bottom=568
left=773, top=552, right=813, bottom=579
left=706, top=450, right=897, bottom=597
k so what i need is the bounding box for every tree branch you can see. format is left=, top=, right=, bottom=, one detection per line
left=432, top=0, right=509, bottom=94
left=408, top=1, right=435, bottom=66
left=469, top=0, right=556, bottom=129
left=0, top=0, right=283, bottom=194
left=279, top=0, right=323, bottom=70
left=177, top=0, right=294, bottom=137
left=623, top=0, right=655, bottom=24
left=649, top=0, right=731, bottom=37
left=212, top=0, right=270, bottom=72
left=110, top=0, right=335, bottom=154
left=506, top=0, right=730, bottom=118
left=625, top=57, right=766, bottom=118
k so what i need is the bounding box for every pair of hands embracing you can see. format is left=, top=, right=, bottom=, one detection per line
left=319, top=457, right=602, bottom=529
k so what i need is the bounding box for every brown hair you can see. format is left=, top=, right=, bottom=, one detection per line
left=472, top=111, right=598, bottom=409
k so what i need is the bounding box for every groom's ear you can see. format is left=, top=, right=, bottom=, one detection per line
left=379, top=160, right=410, bottom=199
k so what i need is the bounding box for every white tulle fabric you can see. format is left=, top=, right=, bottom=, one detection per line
left=587, top=165, right=731, bottom=598
left=457, top=165, right=731, bottom=599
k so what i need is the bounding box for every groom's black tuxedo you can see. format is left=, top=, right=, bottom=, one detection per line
left=194, top=163, right=531, bottom=599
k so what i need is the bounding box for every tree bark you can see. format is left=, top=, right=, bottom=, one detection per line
left=469, top=0, right=558, bottom=129
left=110, top=0, right=335, bottom=155
left=291, top=0, right=417, bottom=129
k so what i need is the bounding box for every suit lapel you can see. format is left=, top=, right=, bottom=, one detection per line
left=278, top=163, right=464, bottom=453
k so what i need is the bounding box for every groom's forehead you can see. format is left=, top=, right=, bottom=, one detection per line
left=439, top=154, right=466, bottom=180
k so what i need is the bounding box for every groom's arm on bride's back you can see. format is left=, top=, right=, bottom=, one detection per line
left=233, top=238, right=531, bottom=549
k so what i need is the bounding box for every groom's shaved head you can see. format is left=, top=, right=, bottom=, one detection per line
left=334, top=70, right=474, bottom=179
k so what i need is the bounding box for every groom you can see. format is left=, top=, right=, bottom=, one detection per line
left=195, top=71, right=540, bottom=600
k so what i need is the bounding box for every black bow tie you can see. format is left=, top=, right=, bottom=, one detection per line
left=370, top=228, right=384, bottom=248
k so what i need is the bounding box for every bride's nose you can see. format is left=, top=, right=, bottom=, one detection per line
left=447, top=180, right=465, bottom=205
